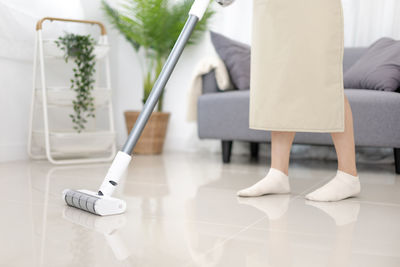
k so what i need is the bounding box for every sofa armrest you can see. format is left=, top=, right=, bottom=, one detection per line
left=201, top=69, right=222, bottom=94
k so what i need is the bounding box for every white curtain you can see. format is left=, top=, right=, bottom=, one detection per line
left=213, top=0, right=400, bottom=47
left=0, top=0, right=85, bottom=61
left=342, top=0, right=400, bottom=46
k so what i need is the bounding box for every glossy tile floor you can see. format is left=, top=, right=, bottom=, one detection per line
left=1, top=152, right=399, bottom=267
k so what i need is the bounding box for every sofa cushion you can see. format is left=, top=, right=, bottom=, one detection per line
left=210, top=31, right=251, bottom=90
left=344, top=37, right=400, bottom=92
left=197, top=89, right=400, bottom=147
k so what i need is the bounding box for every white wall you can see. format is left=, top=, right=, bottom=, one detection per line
left=1, top=0, right=400, bottom=162
left=0, top=0, right=85, bottom=162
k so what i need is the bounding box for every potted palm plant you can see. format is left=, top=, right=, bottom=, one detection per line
left=102, top=0, right=214, bottom=154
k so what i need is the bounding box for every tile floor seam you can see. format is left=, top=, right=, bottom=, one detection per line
left=131, top=213, right=261, bottom=229
left=346, top=199, right=400, bottom=207
left=181, top=177, right=333, bottom=267
left=122, top=177, right=337, bottom=232
left=244, top=227, right=337, bottom=238
left=181, top=215, right=269, bottom=267
left=118, top=195, right=399, bottom=245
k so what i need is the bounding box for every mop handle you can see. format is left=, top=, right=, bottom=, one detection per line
left=98, top=1, right=210, bottom=197
left=121, top=12, right=205, bottom=155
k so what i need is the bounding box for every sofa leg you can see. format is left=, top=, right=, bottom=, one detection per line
left=222, top=140, right=233, bottom=163
left=250, top=142, right=259, bottom=159
left=394, top=148, right=400, bottom=174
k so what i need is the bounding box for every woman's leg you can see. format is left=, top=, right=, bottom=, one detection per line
left=271, top=131, right=296, bottom=176
left=237, top=131, right=295, bottom=197
left=331, top=95, right=358, bottom=176
left=306, top=95, right=360, bottom=202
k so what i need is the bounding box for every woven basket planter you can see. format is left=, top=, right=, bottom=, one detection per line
left=124, top=111, right=170, bottom=155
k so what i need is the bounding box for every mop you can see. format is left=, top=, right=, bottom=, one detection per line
left=63, top=0, right=236, bottom=216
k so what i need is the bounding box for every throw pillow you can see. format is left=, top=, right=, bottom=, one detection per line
left=210, top=31, right=251, bottom=90
left=344, top=37, right=400, bottom=92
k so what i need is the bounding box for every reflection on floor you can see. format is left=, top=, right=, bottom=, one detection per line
left=1, top=151, right=399, bottom=267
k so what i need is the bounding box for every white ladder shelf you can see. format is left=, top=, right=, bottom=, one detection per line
left=28, top=17, right=117, bottom=164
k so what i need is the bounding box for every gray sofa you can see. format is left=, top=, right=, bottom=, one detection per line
left=197, top=47, right=400, bottom=174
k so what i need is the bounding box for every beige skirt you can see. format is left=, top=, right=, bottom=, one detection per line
left=249, top=0, right=345, bottom=133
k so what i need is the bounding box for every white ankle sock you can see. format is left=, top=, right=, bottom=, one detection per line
left=237, top=167, right=290, bottom=197
left=305, top=170, right=360, bottom=202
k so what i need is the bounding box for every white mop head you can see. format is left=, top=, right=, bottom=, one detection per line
left=63, top=189, right=126, bottom=216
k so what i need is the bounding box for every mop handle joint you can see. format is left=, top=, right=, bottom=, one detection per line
left=98, top=151, right=132, bottom=196
left=189, top=0, right=210, bottom=20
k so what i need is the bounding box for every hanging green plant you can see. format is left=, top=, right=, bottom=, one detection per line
left=55, top=33, right=97, bottom=133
